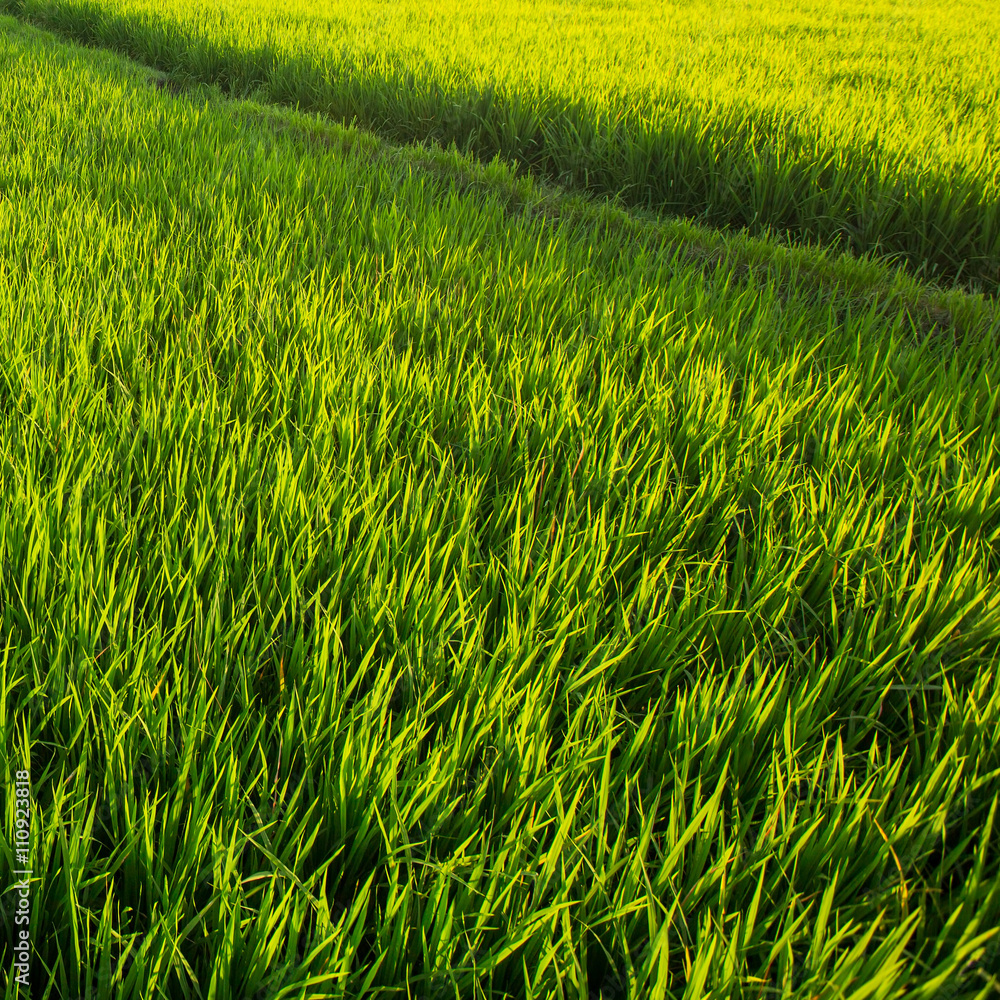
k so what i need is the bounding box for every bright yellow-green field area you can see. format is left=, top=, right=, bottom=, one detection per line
left=65, top=0, right=1000, bottom=176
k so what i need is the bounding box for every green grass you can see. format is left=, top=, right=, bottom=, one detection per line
left=1, top=11, right=1000, bottom=1000
left=2, top=0, right=999, bottom=290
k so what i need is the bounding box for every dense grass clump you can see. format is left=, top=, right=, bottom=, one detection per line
left=2, top=0, right=1000, bottom=290
left=1, top=13, right=999, bottom=1000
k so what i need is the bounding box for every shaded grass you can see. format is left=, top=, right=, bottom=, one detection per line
left=0, top=16, right=999, bottom=1000
left=223, top=95, right=997, bottom=348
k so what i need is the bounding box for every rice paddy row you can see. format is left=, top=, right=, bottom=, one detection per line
left=1, top=12, right=999, bottom=1000
left=2, top=0, right=999, bottom=291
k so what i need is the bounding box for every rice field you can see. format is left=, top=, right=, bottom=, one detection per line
left=0, top=2, right=999, bottom=1000
left=2, top=0, right=1000, bottom=289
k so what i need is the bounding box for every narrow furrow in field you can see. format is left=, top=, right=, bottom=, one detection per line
left=2, top=0, right=999, bottom=291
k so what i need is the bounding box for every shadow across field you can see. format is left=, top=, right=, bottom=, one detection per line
left=213, top=97, right=1000, bottom=349
left=4, top=0, right=999, bottom=295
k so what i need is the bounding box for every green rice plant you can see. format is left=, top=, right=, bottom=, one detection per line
left=2, top=0, right=999, bottom=289
left=1, top=16, right=999, bottom=1000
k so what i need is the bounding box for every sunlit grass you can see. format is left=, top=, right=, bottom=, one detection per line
left=0, top=14, right=999, bottom=1000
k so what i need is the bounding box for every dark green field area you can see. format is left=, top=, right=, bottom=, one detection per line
left=1, top=7, right=999, bottom=1000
